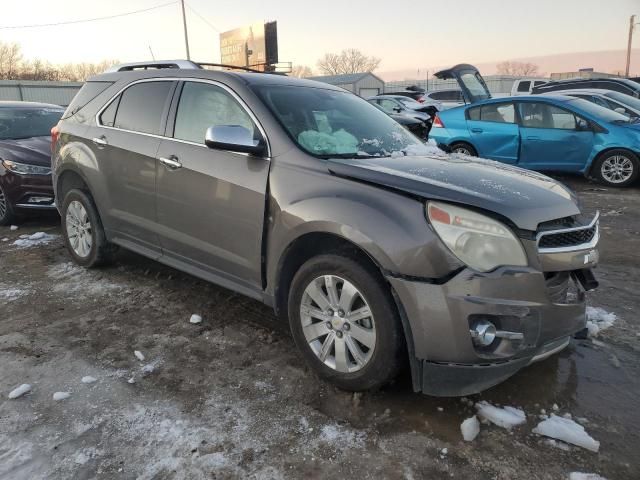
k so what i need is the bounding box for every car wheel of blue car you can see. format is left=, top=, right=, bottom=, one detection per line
left=450, top=142, right=477, bottom=157
left=594, top=149, right=639, bottom=187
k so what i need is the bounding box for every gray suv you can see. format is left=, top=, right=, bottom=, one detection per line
left=52, top=61, right=600, bottom=396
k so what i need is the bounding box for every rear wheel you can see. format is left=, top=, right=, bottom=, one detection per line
left=61, top=189, right=114, bottom=267
left=0, top=183, right=16, bottom=226
left=288, top=254, right=405, bottom=391
left=450, top=142, right=477, bottom=156
left=594, top=149, right=639, bottom=187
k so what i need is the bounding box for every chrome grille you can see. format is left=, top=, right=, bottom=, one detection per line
left=537, top=212, right=599, bottom=252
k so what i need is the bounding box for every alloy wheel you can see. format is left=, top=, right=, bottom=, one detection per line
left=601, top=155, right=634, bottom=184
left=66, top=200, right=93, bottom=258
left=300, top=275, right=376, bottom=373
left=453, top=146, right=472, bottom=156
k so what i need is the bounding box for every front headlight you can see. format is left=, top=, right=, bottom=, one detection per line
left=1, top=159, right=51, bottom=175
left=427, top=201, right=527, bottom=272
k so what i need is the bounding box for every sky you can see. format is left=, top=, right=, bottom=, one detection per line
left=0, top=0, right=638, bottom=79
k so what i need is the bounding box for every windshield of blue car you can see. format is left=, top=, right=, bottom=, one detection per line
left=565, top=98, right=631, bottom=123
left=252, top=85, right=423, bottom=158
left=604, top=91, right=640, bottom=112
left=0, top=107, right=64, bottom=140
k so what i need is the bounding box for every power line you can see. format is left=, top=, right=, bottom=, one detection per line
left=0, top=1, right=178, bottom=30
left=185, top=2, right=221, bottom=33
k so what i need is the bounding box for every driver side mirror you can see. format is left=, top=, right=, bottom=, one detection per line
left=205, top=125, right=266, bottom=156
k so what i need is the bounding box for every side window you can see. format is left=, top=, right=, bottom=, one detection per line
left=480, top=103, right=515, bottom=123
left=516, top=81, right=531, bottom=93
left=99, top=95, right=120, bottom=127
left=534, top=81, right=547, bottom=87
left=378, top=99, right=399, bottom=113
left=112, top=81, right=174, bottom=135
left=429, top=92, right=445, bottom=101
left=468, top=106, right=481, bottom=120
left=518, top=103, right=577, bottom=129
left=173, top=81, right=257, bottom=145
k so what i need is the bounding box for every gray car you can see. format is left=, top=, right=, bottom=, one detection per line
left=52, top=60, right=600, bottom=396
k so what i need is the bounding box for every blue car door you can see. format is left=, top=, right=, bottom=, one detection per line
left=466, top=102, right=519, bottom=163
left=517, top=101, right=594, bottom=171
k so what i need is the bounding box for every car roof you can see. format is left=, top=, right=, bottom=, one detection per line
left=466, top=94, right=577, bottom=105
left=0, top=101, right=64, bottom=109
left=541, top=88, right=619, bottom=96
left=540, top=77, right=639, bottom=88
left=90, top=68, right=346, bottom=92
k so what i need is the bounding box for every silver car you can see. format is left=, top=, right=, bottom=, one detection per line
left=52, top=61, right=600, bottom=396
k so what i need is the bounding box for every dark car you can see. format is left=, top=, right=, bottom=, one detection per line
left=385, top=85, right=426, bottom=102
left=0, top=102, right=64, bottom=225
left=367, top=96, right=434, bottom=137
left=373, top=104, right=429, bottom=139
left=532, top=77, right=640, bottom=98
left=53, top=61, right=599, bottom=396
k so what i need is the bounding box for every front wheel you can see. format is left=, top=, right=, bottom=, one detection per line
left=593, top=149, right=639, bottom=187
left=288, top=254, right=405, bottom=391
left=0, top=183, right=16, bottom=226
left=61, top=189, right=114, bottom=267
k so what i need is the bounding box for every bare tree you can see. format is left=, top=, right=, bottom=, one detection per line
left=317, top=49, right=381, bottom=75
left=496, top=61, right=540, bottom=76
left=0, top=42, right=23, bottom=80
left=290, top=65, right=314, bottom=78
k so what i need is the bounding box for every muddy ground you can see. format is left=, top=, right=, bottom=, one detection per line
left=1, top=176, right=639, bottom=480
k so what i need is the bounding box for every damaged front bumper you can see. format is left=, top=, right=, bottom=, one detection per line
left=389, top=263, right=595, bottom=397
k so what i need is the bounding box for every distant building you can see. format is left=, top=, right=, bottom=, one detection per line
left=386, top=75, right=547, bottom=96
left=308, top=72, right=384, bottom=97
left=550, top=70, right=621, bottom=81
left=0, top=80, right=82, bottom=107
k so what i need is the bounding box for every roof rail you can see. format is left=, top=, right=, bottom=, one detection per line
left=104, top=60, right=202, bottom=73
left=104, top=60, right=274, bottom=74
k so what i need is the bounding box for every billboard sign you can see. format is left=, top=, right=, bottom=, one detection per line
left=220, top=21, right=278, bottom=70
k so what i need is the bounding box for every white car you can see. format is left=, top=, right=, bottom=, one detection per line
left=542, top=88, right=640, bottom=119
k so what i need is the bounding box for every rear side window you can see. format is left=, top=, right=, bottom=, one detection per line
left=516, top=81, right=531, bottom=92
left=99, top=96, right=120, bottom=127
left=468, top=103, right=515, bottom=123
left=63, top=81, right=113, bottom=119
left=468, top=106, right=480, bottom=120
left=112, top=81, right=174, bottom=135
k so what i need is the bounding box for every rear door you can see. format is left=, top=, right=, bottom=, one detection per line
left=93, top=80, right=177, bottom=253
left=154, top=80, right=270, bottom=293
left=466, top=101, right=519, bottom=163
left=516, top=100, right=594, bottom=171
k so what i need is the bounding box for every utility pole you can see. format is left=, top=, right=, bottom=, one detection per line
left=180, top=0, right=191, bottom=60
left=626, top=15, right=636, bottom=77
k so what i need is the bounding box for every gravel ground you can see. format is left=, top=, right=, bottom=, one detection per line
left=1, top=176, right=639, bottom=480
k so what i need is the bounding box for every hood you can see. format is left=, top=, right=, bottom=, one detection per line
left=327, top=153, right=580, bottom=231
left=0, top=136, right=51, bottom=167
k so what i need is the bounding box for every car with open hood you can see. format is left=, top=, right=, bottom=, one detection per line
left=52, top=60, right=599, bottom=396
left=429, top=64, right=640, bottom=187
left=0, top=101, right=64, bottom=225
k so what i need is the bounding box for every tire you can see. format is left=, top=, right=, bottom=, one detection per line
left=0, top=183, right=16, bottom=226
left=593, top=149, right=639, bottom=187
left=450, top=142, right=477, bottom=156
left=60, top=189, right=113, bottom=267
left=288, top=254, right=405, bottom=391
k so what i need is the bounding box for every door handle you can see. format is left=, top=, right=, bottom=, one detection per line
left=470, top=128, right=483, bottom=133
left=92, top=136, right=108, bottom=147
left=159, top=156, right=182, bottom=170
left=526, top=136, right=541, bottom=141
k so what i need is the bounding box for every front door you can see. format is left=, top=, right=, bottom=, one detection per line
left=517, top=101, right=594, bottom=171
left=155, top=80, right=270, bottom=293
left=466, top=101, right=519, bottom=163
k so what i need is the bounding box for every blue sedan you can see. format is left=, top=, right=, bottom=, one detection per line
left=429, top=95, right=640, bottom=187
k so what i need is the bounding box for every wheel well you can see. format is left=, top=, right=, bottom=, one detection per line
left=56, top=170, right=89, bottom=201
left=588, top=148, right=639, bottom=176
left=450, top=141, right=477, bottom=154
left=273, top=232, right=383, bottom=320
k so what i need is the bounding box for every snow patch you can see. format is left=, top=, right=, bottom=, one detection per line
left=13, top=232, right=57, bottom=248
left=81, top=376, right=97, bottom=384
left=8, top=383, right=31, bottom=399
left=10, top=225, right=18, bottom=231
left=460, top=416, right=480, bottom=441
left=46, top=262, right=123, bottom=297
left=189, top=314, right=202, bottom=324
left=319, top=424, right=366, bottom=449
left=586, top=307, right=617, bottom=337
left=475, top=401, right=526, bottom=429
left=53, top=391, right=71, bottom=401
left=533, top=414, right=600, bottom=452
left=134, top=350, right=145, bottom=361
left=0, top=286, right=29, bottom=301
left=569, top=473, right=608, bottom=480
